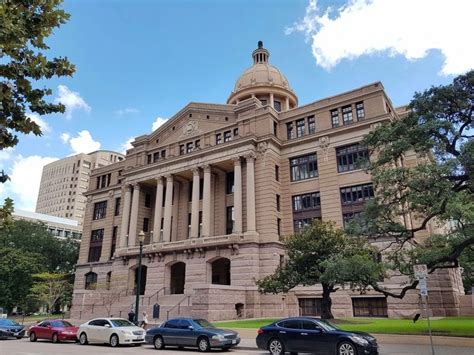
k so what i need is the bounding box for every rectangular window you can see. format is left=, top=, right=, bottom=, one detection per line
left=356, top=101, right=365, bottom=120
left=153, top=152, right=160, bottom=162
left=143, top=218, right=149, bottom=232
left=352, top=297, right=388, bottom=317
left=226, top=206, right=235, bottom=234
left=299, top=298, right=322, bottom=316
left=224, top=130, right=232, bottom=142
left=186, top=142, right=193, bottom=153
left=93, top=201, right=107, bottom=220
left=188, top=213, right=192, bottom=238
left=110, top=226, right=117, bottom=259
left=336, top=143, right=369, bottom=173
left=276, top=194, right=281, bottom=212
left=292, top=192, right=321, bottom=212
left=161, top=149, right=166, bottom=158
left=195, top=140, right=200, bottom=150
left=340, top=183, right=374, bottom=205
left=274, top=100, right=281, bottom=112
left=290, top=153, right=318, bottom=181
left=226, top=172, right=235, bottom=194
left=293, top=218, right=319, bottom=232
left=145, top=193, right=151, bottom=208
left=331, top=109, right=339, bottom=128
left=286, top=122, right=294, bottom=139
left=308, top=115, right=316, bottom=134
left=343, top=211, right=363, bottom=227
left=260, top=99, right=267, bottom=106
left=147, top=154, right=152, bottom=164
left=114, top=197, right=121, bottom=216
left=273, top=121, right=278, bottom=137
left=88, top=229, right=104, bottom=262
left=216, top=133, right=222, bottom=145
left=296, top=119, right=305, bottom=138
left=233, top=128, right=239, bottom=136
left=179, top=144, right=185, bottom=155
left=100, top=175, right=107, bottom=188
left=275, top=165, right=280, bottom=181
left=342, top=105, right=353, bottom=125
left=277, top=218, right=281, bottom=236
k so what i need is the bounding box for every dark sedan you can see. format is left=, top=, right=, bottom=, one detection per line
left=0, top=319, right=25, bottom=339
left=256, top=317, right=378, bottom=355
left=145, top=317, right=240, bottom=352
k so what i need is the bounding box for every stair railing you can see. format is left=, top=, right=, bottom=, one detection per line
left=166, top=295, right=191, bottom=320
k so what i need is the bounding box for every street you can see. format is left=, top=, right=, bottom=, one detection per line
left=0, top=339, right=473, bottom=355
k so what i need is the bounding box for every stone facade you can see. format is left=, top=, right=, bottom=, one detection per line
left=71, top=42, right=463, bottom=321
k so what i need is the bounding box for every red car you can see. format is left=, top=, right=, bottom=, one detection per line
left=28, top=319, right=78, bottom=343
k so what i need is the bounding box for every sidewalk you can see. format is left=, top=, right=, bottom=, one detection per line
left=232, top=329, right=474, bottom=350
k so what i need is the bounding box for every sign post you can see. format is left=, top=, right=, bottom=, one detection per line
left=414, top=264, right=435, bottom=355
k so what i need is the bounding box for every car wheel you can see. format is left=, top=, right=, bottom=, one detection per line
left=110, top=334, right=119, bottom=347
left=338, top=341, right=357, bottom=355
left=268, top=338, right=285, bottom=355
left=79, top=332, right=88, bottom=345
left=52, top=333, right=59, bottom=343
left=153, top=335, right=165, bottom=350
left=197, top=336, right=210, bottom=352
left=29, top=332, right=37, bottom=342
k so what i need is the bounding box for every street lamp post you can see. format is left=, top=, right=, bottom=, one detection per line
left=134, top=231, right=145, bottom=324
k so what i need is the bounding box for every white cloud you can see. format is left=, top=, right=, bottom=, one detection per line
left=0, top=155, right=58, bottom=211
left=67, top=130, right=101, bottom=154
left=27, top=113, right=50, bottom=133
left=152, top=116, right=167, bottom=131
left=0, top=147, right=14, bottom=161
left=287, top=0, right=474, bottom=75
left=54, top=85, right=91, bottom=119
left=120, top=137, right=135, bottom=154
left=60, top=132, right=71, bottom=144
left=115, top=108, right=140, bottom=116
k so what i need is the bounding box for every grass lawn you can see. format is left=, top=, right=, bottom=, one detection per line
left=10, top=313, right=68, bottom=325
left=214, top=317, right=474, bottom=337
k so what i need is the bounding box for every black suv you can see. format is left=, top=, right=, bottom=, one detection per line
left=256, top=317, right=378, bottom=355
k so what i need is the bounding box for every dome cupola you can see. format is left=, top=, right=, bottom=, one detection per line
left=227, top=41, right=298, bottom=111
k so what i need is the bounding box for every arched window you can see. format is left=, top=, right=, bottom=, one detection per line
left=211, top=258, right=231, bottom=285
left=169, top=262, right=186, bottom=294
left=85, top=272, right=97, bottom=290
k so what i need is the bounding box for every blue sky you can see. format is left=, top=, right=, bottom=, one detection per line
left=1, top=0, right=472, bottom=211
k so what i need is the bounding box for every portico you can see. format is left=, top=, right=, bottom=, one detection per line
left=118, top=154, right=257, bottom=249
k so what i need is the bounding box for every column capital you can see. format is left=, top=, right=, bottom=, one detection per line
left=155, top=176, right=164, bottom=184
left=202, top=164, right=211, bottom=173
left=245, top=152, right=257, bottom=162
left=122, top=183, right=132, bottom=192
left=165, top=174, right=173, bottom=181
left=132, top=182, right=141, bottom=189
left=232, top=156, right=241, bottom=165
left=192, top=167, right=200, bottom=176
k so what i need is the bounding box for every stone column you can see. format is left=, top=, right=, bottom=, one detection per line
left=163, top=175, right=173, bottom=242
left=152, top=177, right=164, bottom=243
left=202, top=165, right=212, bottom=237
left=270, top=93, right=274, bottom=109
left=190, top=168, right=200, bottom=238
left=128, top=183, right=140, bottom=246
left=233, top=157, right=243, bottom=233
left=285, top=97, right=290, bottom=111
left=246, top=154, right=256, bottom=232
left=119, top=184, right=132, bottom=248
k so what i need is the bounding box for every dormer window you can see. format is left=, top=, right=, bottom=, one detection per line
left=274, top=100, right=281, bottom=112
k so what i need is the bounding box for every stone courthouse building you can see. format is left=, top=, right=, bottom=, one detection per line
left=72, top=42, right=463, bottom=321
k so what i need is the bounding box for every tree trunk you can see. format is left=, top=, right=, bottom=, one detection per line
left=320, top=283, right=334, bottom=320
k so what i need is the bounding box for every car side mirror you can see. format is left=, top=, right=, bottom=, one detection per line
left=188, top=326, right=194, bottom=330
left=104, top=324, right=111, bottom=328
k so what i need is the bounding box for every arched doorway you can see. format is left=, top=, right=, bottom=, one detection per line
left=134, top=265, right=147, bottom=295
left=170, top=262, right=186, bottom=294
left=211, top=258, right=231, bottom=285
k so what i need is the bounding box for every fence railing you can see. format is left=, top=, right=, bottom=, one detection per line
left=166, top=295, right=191, bottom=320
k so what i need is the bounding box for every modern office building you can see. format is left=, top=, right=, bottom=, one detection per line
left=71, top=42, right=463, bottom=320
left=13, top=209, right=82, bottom=240
left=36, top=151, right=124, bottom=226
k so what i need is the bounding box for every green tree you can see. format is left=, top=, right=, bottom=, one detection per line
left=354, top=70, right=473, bottom=297
left=0, top=0, right=75, bottom=178
left=0, top=198, right=14, bottom=231
left=0, top=247, right=43, bottom=312
left=256, top=220, right=384, bottom=319
left=28, top=272, right=71, bottom=313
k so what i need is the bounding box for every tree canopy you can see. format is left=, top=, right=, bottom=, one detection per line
left=0, top=0, right=75, bottom=179
left=353, top=70, right=473, bottom=297
left=256, top=220, right=384, bottom=319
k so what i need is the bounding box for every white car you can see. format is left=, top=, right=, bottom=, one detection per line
left=77, top=318, right=145, bottom=347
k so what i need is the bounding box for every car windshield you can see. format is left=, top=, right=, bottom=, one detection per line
left=317, top=319, right=340, bottom=332
left=51, top=321, right=73, bottom=327
left=110, top=319, right=135, bottom=327
left=194, top=319, right=215, bottom=328
left=0, top=319, right=19, bottom=326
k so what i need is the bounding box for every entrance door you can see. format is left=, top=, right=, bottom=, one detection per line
left=170, top=262, right=185, bottom=294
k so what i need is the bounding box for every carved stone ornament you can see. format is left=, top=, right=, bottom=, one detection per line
left=108, top=190, right=115, bottom=198
left=256, top=142, right=268, bottom=156
left=86, top=196, right=92, bottom=203
left=319, top=136, right=330, bottom=161
left=181, top=120, right=198, bottom=137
